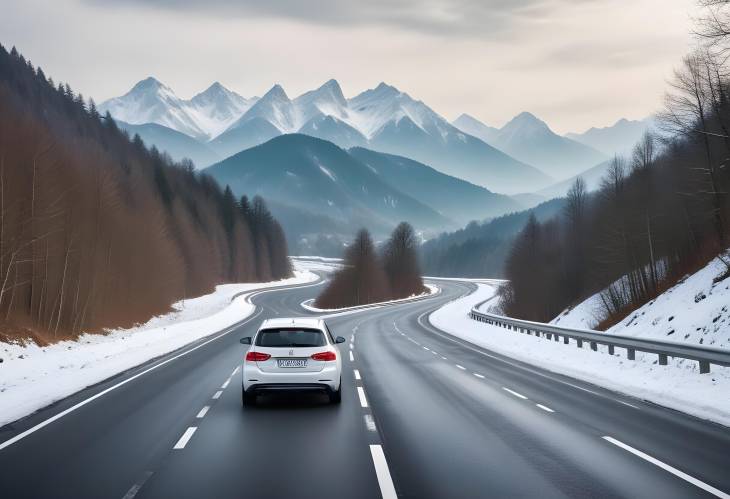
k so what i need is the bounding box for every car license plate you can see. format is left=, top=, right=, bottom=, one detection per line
left=277, top=359, right=307, bottom=368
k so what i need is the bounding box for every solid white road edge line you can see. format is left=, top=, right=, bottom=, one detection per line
left=0, top=302, right=270, bottom=451
left=602, top=436, right=730, bottom=499
left=536, top=404, right=555, bottom=413
left=173, top=427, right=197, bottom=450
left=503, top=387, right=528, bottom=400
left=370, top=445, right=398, bottom=499
left=357, top=387, right=369, bottom=408
left=349, top=351, right=354, bottom=362
left=354, top=369, right=361, bottom=380
left=212, top=391, right=222, bottom=399
left=196, top=406, right=210, bottom=419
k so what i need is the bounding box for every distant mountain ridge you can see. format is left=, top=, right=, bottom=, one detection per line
left=566, top=117, right=653, bottom=157
left=101, top=78, right=550, bottom=194
left=453, top=112, right=607, bottom=180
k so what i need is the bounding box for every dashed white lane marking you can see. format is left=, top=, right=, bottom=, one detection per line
left=212, top=390, right=222, bottom=399
left=351, top=334, right=354, bottom=341
left=431, top=351, right=438, bottom=355
left=231, top=366, right=239, bottom=376
left=602, top=436, right=730, bottom=499
left=473, top=373, right=485, bottom=379
left=0, top=307, right=267, bottom=452
left=122, top=471, right=153, bottom=499
left=502, top=387, right=528, bottom=400
left=357, top=386, right=369, bottom=408
left=221, top=379, right=230, bottom=389
left=423, top=346, right=430, bottom=351
left=350, top=343, right=354, bottom=350
left=196, top=406, right=210, bottom=419
left=441, top=356, right=447, bottom=360
left=455, top=364, right=466, bottom=370
left=354, top=369, right=361, bottom=380
left=370, top=445, right=398, bottom=499
left=536, top=404, right=554, bottom=413
left=349, top=351, right=354, bottom=362
left=364, top=414, right=377, bottom=432
left=173, top=427, right=197, bottom=449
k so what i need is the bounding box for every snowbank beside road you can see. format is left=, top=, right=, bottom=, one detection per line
left=430, top=283, right=730, bottom=427
left=0, top=270, right=319, bottom=427
left=552, top=255, right=730, bottom=349
left=300, top=284, right=440, bottom=313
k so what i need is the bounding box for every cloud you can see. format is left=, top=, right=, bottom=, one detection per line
left=85, top=0, right=590, bottom=37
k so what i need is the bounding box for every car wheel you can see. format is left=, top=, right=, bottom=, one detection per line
left=242, top=387, right=256, bottom=407
left=329, top=379, right=342, bottom=404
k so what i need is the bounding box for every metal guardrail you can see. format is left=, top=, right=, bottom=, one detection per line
left=470, top=303, right=730, bottom=374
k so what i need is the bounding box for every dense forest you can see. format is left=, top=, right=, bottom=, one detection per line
left=315, top=223, right=426, bottom=308
left=500, top=3, right=730, bottom=324
left=0, top=44, right=290, bottom=343
left=420, top=198, right=565, bottom=278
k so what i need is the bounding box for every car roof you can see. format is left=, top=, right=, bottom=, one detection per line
left=258, top=317, right=326, bottom=330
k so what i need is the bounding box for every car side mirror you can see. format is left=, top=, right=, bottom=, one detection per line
left=240, top=337, right=251, bottom=345
left=335, top=336, right=346, bottom=344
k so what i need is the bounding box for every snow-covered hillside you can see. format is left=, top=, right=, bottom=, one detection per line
left=552, top=253, right=730, bottom=350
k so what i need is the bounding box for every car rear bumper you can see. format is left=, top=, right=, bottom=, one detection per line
left=243, top=363, right=340, bottom=392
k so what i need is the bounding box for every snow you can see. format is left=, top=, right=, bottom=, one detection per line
left=99, top=78, right=256, bottom=141
left=103, top=78, right=458, bottom=146
left=0, top=271, right=318, bottom=427
left=430, top=282, right=730, bottom=427
left=552, top=255, right=730, bottom=350
left=300, top=284, right=440, bottom=313
left=316, top=162, right=337, bottom=182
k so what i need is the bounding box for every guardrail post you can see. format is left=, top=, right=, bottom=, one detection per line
left=554, top=334, right=559, bottom=342
left=608, top=345, right=615, bottom=355
left=563, top=336, right=569, bottom=344
left=659, top=354, right=668, bottom=365
left=576, top=339, right=582, bottom=348
left=627, top=348, right=635, bottom=360
left=699, top=361, right=710, bottom=374
left=546, top=333, right=552, bottom=340
left=590, top=341, right=597, bottom=351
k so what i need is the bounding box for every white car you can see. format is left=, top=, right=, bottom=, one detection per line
left=240, top=317, right=345, bottom=406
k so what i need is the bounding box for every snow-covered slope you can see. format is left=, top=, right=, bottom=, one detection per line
left=552, top=253, right=730, bottom=351
left=98, top=78, right=256, bottom=141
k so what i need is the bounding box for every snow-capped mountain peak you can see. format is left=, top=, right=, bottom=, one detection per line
left=500, top=111, right=552, bottom=137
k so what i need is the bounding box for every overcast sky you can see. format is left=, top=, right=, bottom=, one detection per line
left=2, top=0, right=698, bottom=133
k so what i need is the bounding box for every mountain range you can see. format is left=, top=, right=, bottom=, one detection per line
left=204, top=134, right=521, bottom=234
left=100, top=78, right=550, bottom=194
left=452, top=112, right=607, bottom=179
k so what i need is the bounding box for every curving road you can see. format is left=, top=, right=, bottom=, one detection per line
left=0, top=276, right=729, bottom=498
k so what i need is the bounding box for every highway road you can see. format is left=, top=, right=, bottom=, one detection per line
left=1, top=276, right=729, bottom=498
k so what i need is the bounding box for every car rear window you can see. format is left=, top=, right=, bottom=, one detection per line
left=255, top=328, right=327, bottom=347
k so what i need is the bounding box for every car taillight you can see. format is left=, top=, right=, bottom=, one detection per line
left=245, top=351, right=271, bottom=362
left=311, top=351, right=336, bottom=362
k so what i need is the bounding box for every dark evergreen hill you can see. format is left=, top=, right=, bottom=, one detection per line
left=348, top=147, right=521, bottom=225
left=205, top=134, right=452, bottom=233
left=420, top=198, right=566, bottom=277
